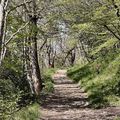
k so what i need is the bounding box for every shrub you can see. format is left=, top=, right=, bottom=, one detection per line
left=0, top=79, right=21, bottom=119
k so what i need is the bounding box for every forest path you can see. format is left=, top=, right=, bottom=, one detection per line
left=40, top=70, right=120, bottom=120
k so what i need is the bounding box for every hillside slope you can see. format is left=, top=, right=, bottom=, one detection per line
left=67, top=39, right=120, bottom=108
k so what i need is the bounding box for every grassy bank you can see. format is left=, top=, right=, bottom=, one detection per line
left=67, top=40, right=120, bottom=108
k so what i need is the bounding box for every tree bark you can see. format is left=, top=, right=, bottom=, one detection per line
left=30, top=19, right=42, bottom=95
left=28, top=0, right=42, bottom=96
left=70, top=48, right=76, bottom=66
left=24, top=37, right=35, bottom=94
left=0, top=0, right=8, bottom=65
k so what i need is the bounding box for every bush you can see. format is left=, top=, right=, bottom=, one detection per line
left=0, top=56, right=34, bottom=119
left=0, top=79, right=21, bottom=119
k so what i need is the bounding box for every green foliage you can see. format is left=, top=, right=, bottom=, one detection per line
left=67, top=46, right=120, bottom=108
left=0, top=79, right=21, bottom=119
left=91, top=5, right=116, bottom=25
left=67, top=65, right=92, bottom=83
left=1, top=0, right=120, bottom=118
left=13, top=103, right=39, bottom=120
left=42, top=68, right=56, bottom=93
left=72, top=23, right=93, bottom=32
left=91, top=38, right=118, bottom=56
left=0, top=52, right=32, bottom=119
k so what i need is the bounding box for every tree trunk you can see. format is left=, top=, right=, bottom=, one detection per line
left=70, top=48, right=76, bottom=66
left=24, top=37, right=35, bottom=94
left=0, top=0, right=5, bottom=45
left=29, top=17, right=42, bottom=96
left=0, top=0, right=8, bottom=65
left=23, top=0, right=42, bottom=96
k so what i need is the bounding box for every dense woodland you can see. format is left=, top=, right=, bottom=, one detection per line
left=0, top=0, right=120, bottom=119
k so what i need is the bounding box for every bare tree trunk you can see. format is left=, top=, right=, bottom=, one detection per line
left=28, top=0, right=42, bottom=96
left=23, top=0, right=42, bottom=96
left=30, top=22, right=42, bottom=95
left=0, top=0, right=8, bottom=65
left=24, top=37, right=35, bottom=94
left=0, top=0, right=5, bottom=44
left=70, top=48, right=76, bottom=66
left=63, top=46, right=76, bottom=66
left=51, top=49, right=56, bottom=68
left=46, top=44, right=52, bottom=67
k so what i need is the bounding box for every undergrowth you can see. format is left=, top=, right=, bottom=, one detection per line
left=67, top=40, right=120, bottom=108
left=42, top=68, right=56, bottom=93
left=13, top=103, right=39, bottom=120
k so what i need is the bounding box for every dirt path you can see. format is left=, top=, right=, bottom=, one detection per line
left=40, top=70, right=120, bottom=120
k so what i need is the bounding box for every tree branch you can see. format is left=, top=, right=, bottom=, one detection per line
left=5, top=22, right=29, bottom=45
left=39, top=38, right=47, bottom=51
left=7, top=1, right=32, bottom=14
left=103, top=24, right=120, bottom=41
